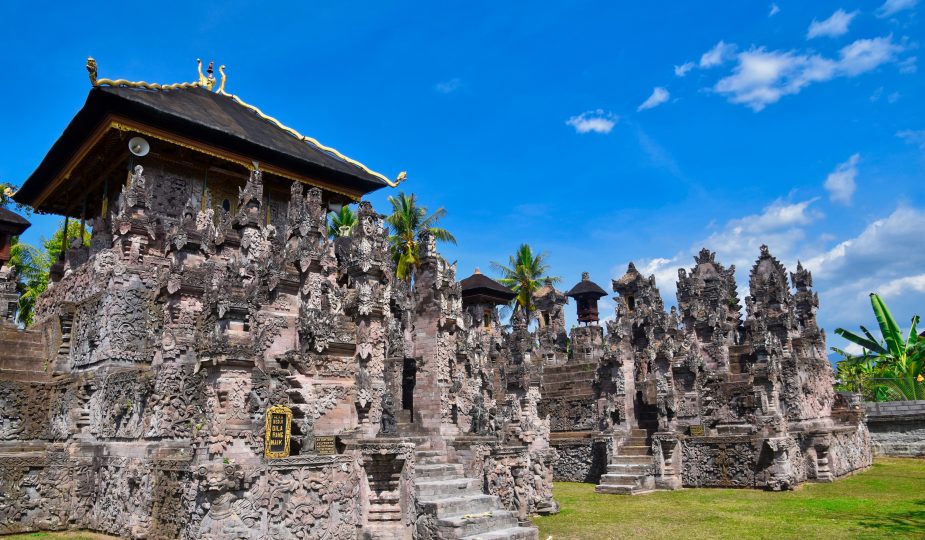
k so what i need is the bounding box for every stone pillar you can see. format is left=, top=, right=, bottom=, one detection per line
left=345, top=202, right=392, bottom=438
left=411, top=232, right=462, bottom=440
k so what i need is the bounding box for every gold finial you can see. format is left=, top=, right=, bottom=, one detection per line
left=87, top=57, right=98, bottom=86
left=475, top=267, right=481, bottom=274
left=197, top=59, right=216, bottom=91
left=218, top=65, right=227, bottom=94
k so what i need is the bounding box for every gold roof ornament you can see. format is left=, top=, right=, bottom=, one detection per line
left=196, top=59, right=216, bottom=91
left=84, top=57, right=407, bottom=188
left=85, top=57, right=202, bottom=90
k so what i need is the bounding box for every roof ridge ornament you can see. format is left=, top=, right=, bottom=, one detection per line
left=85, top=56, right=407, bottom=188
left=196, top=59, right=216, bottom=91
left=86, top=57, right=202, bottom=91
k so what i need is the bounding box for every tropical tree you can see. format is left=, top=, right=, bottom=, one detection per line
left=832, top=293, right=925, bottom=401
left=491, top=244, right=559, bottom=322
left=10, top=221, right=90, bottom=326
left=327, top=205, right=357, bottom=238
left=385, top=192, right=456, bottom=280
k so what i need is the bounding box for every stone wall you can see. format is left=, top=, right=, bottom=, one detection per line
left=549, top=438, right=609, bottom=483
left=864, top=400, right=925, bottom=457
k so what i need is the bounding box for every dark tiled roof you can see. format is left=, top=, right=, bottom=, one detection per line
left=460, top=271, right=516, bottom=303
left=15, top=86, right=390, bottom=207
left=0, top=207, right=31, bottom=234
left=566, top=273, right=607, bottom=298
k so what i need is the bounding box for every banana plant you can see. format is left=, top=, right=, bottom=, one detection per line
left=833, top=293, right=924, bottom=400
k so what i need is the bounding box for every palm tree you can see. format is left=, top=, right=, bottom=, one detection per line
left=832, top=293, right=925, bottom=401
left=9, top=237, right=48, bottom=327
left=10, top=220, right=90, bottom=327
left=328, top=205, right=357, bottom=238
left=385, top=192, right=456, bottom=281
left=491, top=244, right=559, bottom=322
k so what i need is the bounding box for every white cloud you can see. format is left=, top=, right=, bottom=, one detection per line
left=899, top=56, right=918, bottom=73
left=897, top=129, right=925, bottom=148
left=435, top=78, right=462, bottom=93
left=700, top=41, right=738, bottom=68
left=714, top=36, right=903, bottom=110
left=613, top=198, right=824, bottom=303
left=674, top=62, right=695, bottom=77
left=801, top=206, right=925, bottom=333
left=769, top=3, right=781, bottom=17
left=824, top=154, right=860, bottom=205
left=807, top=9, right=859, bottom=39
left=877, top=0, right=918, bottom=17
left=879, top=274, right=925, bottom=298
left=637, top=87, right=670, bottom=111
left=838, top=36, right=904, bottom=75
left=565, top=109, right=618, bottom=134
left=803, top=207, right=925, bottom=281
left=613, top=197, right=925, bottom=356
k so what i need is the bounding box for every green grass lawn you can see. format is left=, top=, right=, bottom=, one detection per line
left=535, top=457, right=925, bottom=540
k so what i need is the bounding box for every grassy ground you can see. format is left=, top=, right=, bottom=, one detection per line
left=535, top=457, right=925, bottom=540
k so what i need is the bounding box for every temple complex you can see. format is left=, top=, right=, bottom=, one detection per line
left=0, top=58, right=871, bottom=539
left=534, top=252, right=872, bottom=493
left=0, top=59, right=554, bottom=540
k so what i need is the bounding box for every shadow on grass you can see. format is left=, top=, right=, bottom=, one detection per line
left=858, top=499, right=925, bottom=536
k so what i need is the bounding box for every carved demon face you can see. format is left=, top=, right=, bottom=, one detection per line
left=197, top=462, right=245, bottom=492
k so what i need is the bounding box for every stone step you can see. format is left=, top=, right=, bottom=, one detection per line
left=460, top=525, right=538, bottom=540
left=625, top=437, right=651, bottom=446
left=0, top=368, right=51, bottom=382
left=0, top=357, right=46, bottom=370
left=542, top=362, right=597, bottom=376
left=437, top=510, right=519, bottom=538
left=417, top=463, right=465, bottom=480
left=416, top=478, right=481, bottom=498
left=599, top=473, right=646, bottom=487
left=595, top=484, right=654, bottom=495
left=418, top=494, right=501, bottom=517
left=620, top=445, right=652, bottom=456
left=611, top=455, right=654, bottom=465
left=607, top=463, right=651, bottom=474
left=415, top=450, right=445, bottom=465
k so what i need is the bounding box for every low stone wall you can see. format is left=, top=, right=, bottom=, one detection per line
left=864, top=400, right=925, bottom=457
left=549, top=437, right=609, bottom=483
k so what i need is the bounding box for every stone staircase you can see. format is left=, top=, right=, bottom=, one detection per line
left=414, top=446, right=538, bottom=540
left=595, top=427, right=657, bottom=495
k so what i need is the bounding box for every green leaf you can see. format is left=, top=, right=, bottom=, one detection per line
left=870, top=293, right=905, bottom=360
left=834, top=328, right=885, bottom=354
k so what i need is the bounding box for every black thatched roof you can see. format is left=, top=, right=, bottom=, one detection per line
left=460, top=270, right=516, bottom=304
left=15, top=86, right=390, bottom=207
left=566, top=272, right=607, bottom=299
left=0, top=207, right=31, bottom=235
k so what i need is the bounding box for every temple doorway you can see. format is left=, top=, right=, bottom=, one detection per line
left=401, top=358, right=416, bottom=419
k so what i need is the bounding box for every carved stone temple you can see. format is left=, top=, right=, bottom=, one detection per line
left=0, top=59, right=871, bottom=539
left=535, top=254, right=871, bottom=493
left=0, top=60, right=554, bottom=539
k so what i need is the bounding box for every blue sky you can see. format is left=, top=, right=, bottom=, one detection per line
left=2, top=1, right=923, bottom=354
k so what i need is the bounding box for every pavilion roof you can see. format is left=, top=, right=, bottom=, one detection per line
left=15, top=59, right=404, bottom=211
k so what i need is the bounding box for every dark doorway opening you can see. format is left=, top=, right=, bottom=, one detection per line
left=401, top=358, right=416, bottom=420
